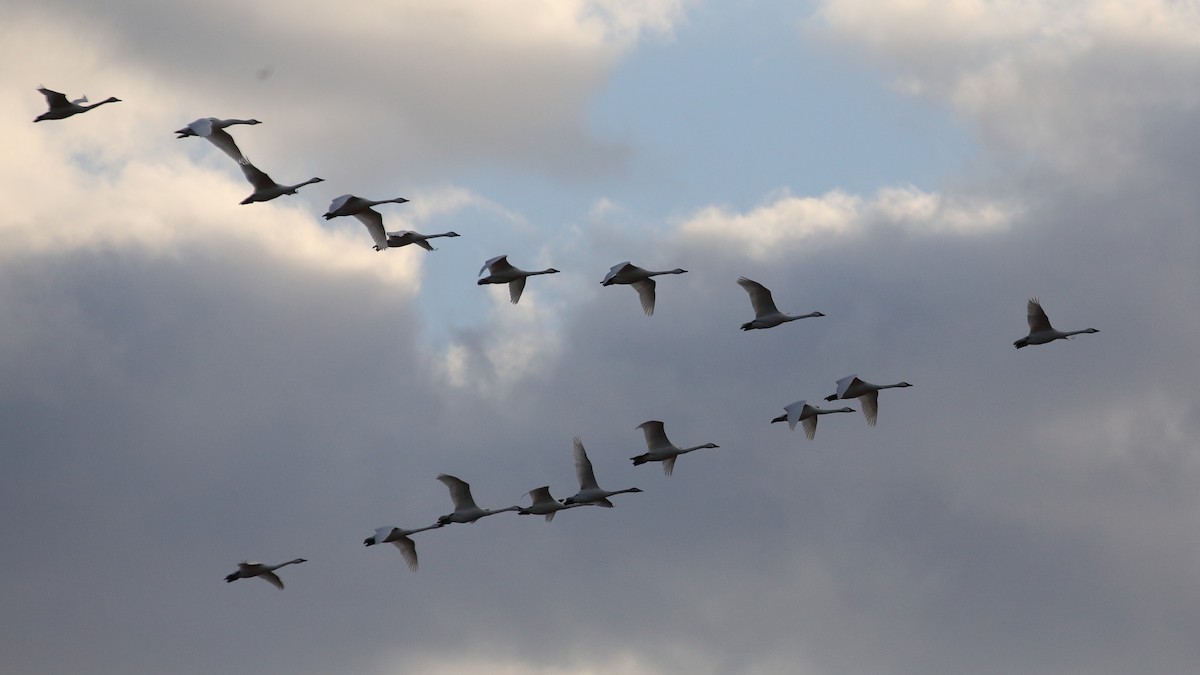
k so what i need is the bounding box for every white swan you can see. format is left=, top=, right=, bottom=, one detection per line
left=478, top=255, right=560, bottom=304
left=824, top=375, right=912, bottom=426
left=224, top=558, right=306, bottom=590
left=436, top=474, right=520, bottom=524
left=322, top=194, right=410, bottom=220
left=175, top=117, right=258, bottom=162
left=601, top=262, right=688, bottom=316
left=237, top=159, right=324, bottom=205
left=1014, top=297, right=1098, bottom=349
left=736, top=277, right=824, bottom=330
left=629, top=420, right=719, bottom=476
left=34, top=86, right=120, bottom=122
left=517, top=486, right=587, bottom=522
left=384, top=230, right=460, bottom=251
left=563, top=437, right=643, bottom=507
left=771, top=400, right=855, bottom=440
left=364, top=524, right=443, bottom=571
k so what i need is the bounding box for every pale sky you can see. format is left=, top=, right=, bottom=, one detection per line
left=4, top=1, right=1200, bottom=674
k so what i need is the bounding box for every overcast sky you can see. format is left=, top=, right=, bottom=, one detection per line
left=4, top=1, right=1200, bottom=673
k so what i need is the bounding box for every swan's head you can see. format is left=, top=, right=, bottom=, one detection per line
left=247, top=119, right=262, bottom=125
left=672, top=268, right=688, bottom=274
left=628, top=488, right=644, bottom=493
left=546, top=268, right=561, bottom=274
left=811, top=311, right=826, bottom=317
left=837, top=407, right=855, bottom=413
left=896, top=382, right=913, bottom=388
left=293, top=558, right=308, bottom=564
left=702, top=443, right=719, bottom=449
left=445, top=232, right=460, bottom=237
left=1083, top=328, right=1099, bottom=334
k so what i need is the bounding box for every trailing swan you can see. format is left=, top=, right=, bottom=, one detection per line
left=34, top=86, right=120, bottom=122
left=1014, top=297, right=1098, bottom=348
left=224, top=558, right=307, bottom=590
left=629, top=420, right=718, bottom=476
left=602, top=262, right=688, bottom=316
left=771, top=400, right=855, bottom=440
left=823, top=375, right=912, bottom=426
left=436, top=474, right=519, bottom=524
left=175, top=117, right=257, bottom=162
left=736, top=277, right=824, bottom=330
left=563, top=437, right=642, bottom=507
left=237, top=159, right=324, bottom=204
left=364, top=524, right=443, bottom=571
left=478, top=255, right=560, bottom=304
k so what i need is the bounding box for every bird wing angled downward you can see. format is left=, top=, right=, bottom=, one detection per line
left=632, top=279, right=656, bottom=316
left=737, top=277, right=780, bottom=317
left=259, top=571, right=285, bottom=590
left=508, top=277, right=527, bottom=304
left=572, top=437, right=599, bottom=490
left=1026, top=297, right=1054, bottom=333
left=860, top=390, right=879, bottom=426
left=801, top=414, right=819, bottom=440
left=352, top=208, right=389, bottom=250
left=390, top=536, right=419, bottom=571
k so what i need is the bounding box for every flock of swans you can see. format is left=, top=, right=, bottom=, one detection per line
left=34, top=86, right=1100, bottom=590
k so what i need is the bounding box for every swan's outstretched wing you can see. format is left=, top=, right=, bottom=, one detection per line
left=437, top=474, right=479, bottom=511
left=38, top=86, right=70, bottom=110
left=859, top=390, right=880, bottom=426
left=1026, top=297, right=1054, bottom=333
left=259, top=571, right=285, bottom=590
left=238, top=159, right=276, bottom=191
left=352, top=208, right=389, bottom=250
left=835, top=375, right=861, bottom=400
left=572, top=437, right=599, bottom=490
left=603, top=262, right=633, bottom=284
left=508, top=277, right=527, bottom=304
left=638, top=420, right=672, bottom=450
left=480, top=255, right=514, bottom=277
left=188, top=118, right=248, bottom=162
left=327, top=194, right=354, bottom=214
left=527, top=486, right=555, bottom=506
left=783, top=400, right=806, bottom=431
left=632, top=279, right=656, bottom=316
left=389, top=536, right=419, bottom=571
left=801, top=414, right=818, bottom=440
left=737, top=277, right=780, bottom=317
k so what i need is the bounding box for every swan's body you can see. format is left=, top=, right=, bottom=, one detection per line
left=436, top=474, right=519, bottom=524
left=34, top=86, right=120, bottom=122
left=824, top=375, right=912, bottom=426
left=1014, top=297, right=1098, bottom=348
left=478, top=255, right=560, bottom=304
left=385, top=230, right=460, bottom=251
left=563, top=437, right=643, bottom=507
left=224, top=558, right=306, bottom=590
left=364, top=524, right=442, bottom=571
left=237, top=159, right=324, bottom=204
left=629, top=420, right=719, bottom=476
left=771, top=400, right=855, bottom=440
left=736, top=277, right=824, bottom=330
left=175, top=117, right=259, bottom=162
left=322, top=194, right=409, bottom=220
left=601, top=262, right=688, bottom=316
left=518, top=486, right=587, bottom=522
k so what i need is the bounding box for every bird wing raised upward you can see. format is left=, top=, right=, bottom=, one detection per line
left=528, top=486, right=555, bottom=506
left=437, top=474, right=479, bottom=511
left=238, top=159, right=276, bottom=191
left=480, top=255, right=513, bottom=276
left=603, top=261, right=633, bottom=284
left=373, top=526, right=396, bottom=544
left=632, top=279, right=656, bottom=316
left=327, top=194, right=354, bottom=214
left=352, top=208, right=389, bottom=250
left=38, top=86, right=70, bottom=109
left=638, top=420, right=672, bottom=450
left=1026, top=297, right=1054, bottom=333
left=572, top=437, right=599, bottom=490
left=736, top=277, right=780, bottom=317
left=783, top=400, right=806, bottom=431
left=835, top=375, right=861, bottom=399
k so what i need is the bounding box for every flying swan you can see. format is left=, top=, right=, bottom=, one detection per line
left=364, top=524, right=443, bottom=571
left=478, top=255, right=560, bottom=304
left=224, top=558, right=307, bottom=590
left=34, top=86, right=120, bottom=122
left=629, top=420, right=718, bottom=476
left=1013, top=297, right=1098, bottom=349
left=771, top=400, right=855, bottom=440
left=563, top=437, right=643, bottom=507
left=823, top=375, right=912, bottom=426
left=736, top=277, right=824, bottom=330
left=602, top=262, right=688, bottom=316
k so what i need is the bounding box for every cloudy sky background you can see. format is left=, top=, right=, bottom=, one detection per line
left=3, top=1, right=1200, bottom=673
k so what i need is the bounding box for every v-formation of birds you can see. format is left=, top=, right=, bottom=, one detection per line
left=35, top=86, right=1099, bottom=589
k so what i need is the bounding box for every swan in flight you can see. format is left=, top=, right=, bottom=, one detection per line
left=237, top=159, right=324, bottom=205
left=601, top=262, right=688, bottom=316
left=771, top=400, right=855, bottom=440
left=1014, top=297, right=1098, bottom=349
left=436, top=474, right=520, bottom=524
left=563, top=437, right=643, bottom=507
left=364, top=524, right=443, bottom=571
left=34, top=86, right=120, bottom=122
left=518, top=486, right=587, bottom=522
left=824, top=375, right=912, bottom=426
left=629, top=420, right=719, bottom=476
left=478, top=255, right=560, bottom=304
left=385, top=230, right=460, bottom=251
left=322, top=194, right=409, bottom=220
left=736, top=277, right=824, bottom=330
left=224, top=558, right=307, bottom=590
left=174, top=117, right=259, bottom=162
